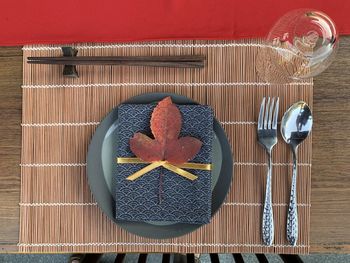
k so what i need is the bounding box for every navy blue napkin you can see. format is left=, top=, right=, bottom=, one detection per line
left=115, top=103, right=213, bottom=224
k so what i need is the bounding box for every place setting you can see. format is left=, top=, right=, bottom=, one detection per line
left=19, top=9, right=338, bottom=255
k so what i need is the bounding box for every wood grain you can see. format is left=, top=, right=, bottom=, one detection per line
left=0, top=38, right=349, bottom=253
left=310, top=36, right=350, bottom=253
left=0, top=47, right=22, bottom=250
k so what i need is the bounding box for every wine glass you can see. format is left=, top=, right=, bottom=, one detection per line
left=256, top=9, right=339, bottom=83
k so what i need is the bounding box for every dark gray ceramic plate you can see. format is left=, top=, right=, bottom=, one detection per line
left=87, top=93, right=233, bottom=239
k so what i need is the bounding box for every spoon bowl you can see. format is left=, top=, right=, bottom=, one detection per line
left=281, top=101, right=313, bottom=149
left=281, top=101, right=313, bottom=246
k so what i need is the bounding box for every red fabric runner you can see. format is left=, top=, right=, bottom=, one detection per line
left=1, top=0, right=349, bottom=45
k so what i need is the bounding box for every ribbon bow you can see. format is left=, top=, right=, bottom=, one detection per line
left=117, top=157, right=211, bottom=181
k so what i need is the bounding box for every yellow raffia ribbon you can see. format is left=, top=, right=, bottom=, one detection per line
left=116, top=157, right=211, bottom=181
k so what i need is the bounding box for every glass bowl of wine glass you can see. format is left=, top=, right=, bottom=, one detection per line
left=256, top=9, right=339, bottom=83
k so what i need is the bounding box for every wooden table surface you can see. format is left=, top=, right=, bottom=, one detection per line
left=0, top=38, right=349, bottom=254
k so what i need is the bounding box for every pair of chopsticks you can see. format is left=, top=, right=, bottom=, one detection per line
left=27, top=55, right=206, bottom=68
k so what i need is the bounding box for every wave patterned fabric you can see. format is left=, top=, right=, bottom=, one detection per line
left=116, top=103, right=213, bottom=224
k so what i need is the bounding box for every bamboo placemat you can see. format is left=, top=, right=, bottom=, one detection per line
left=19, top=40, right=312, bottom=254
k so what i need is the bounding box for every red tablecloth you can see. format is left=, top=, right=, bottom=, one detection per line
left=1, top=0, right=349, bottom=45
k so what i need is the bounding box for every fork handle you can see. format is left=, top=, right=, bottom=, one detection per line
left=287, top=145, right=298, bottom=246
left=262, top=150, right=274, bottom=245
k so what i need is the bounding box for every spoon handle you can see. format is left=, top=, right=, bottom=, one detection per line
left=287, top=146, right=298, bottom=245
left=262, top=150, right=274, bottom=245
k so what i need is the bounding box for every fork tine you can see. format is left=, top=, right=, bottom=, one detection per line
left=273, top=97, right=279, bottom=129
left=264, top=97, right=270, bottom=129
left=258, top=97, right=266, bottom=130
left=268, top=97, right=275, bottom=129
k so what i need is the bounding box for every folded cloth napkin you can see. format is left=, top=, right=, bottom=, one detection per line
left=115, top=103, right=213, bottom=224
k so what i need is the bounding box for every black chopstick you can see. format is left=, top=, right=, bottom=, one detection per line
left=28, top=55, right=205, bottom=62
left=27, top=60, right=205, bottom=68
left=27, top=56, right=206, bottom=68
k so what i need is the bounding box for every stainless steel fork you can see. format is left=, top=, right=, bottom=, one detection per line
left=257, top=97, right=279, bottom=246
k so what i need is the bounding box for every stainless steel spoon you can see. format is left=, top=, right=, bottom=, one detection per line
left=280, top=101, right=313, bottom=246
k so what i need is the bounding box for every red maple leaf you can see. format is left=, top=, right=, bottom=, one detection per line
left=129, top=97, right=202, bottom=165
